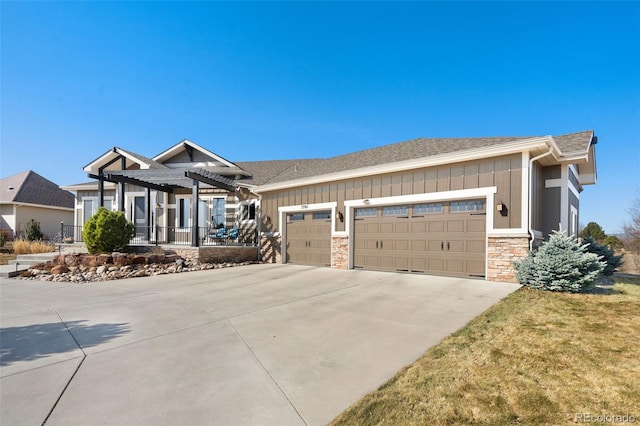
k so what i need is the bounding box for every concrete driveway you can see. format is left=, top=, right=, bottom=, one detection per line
left=1, top=264, right=520, bottom=425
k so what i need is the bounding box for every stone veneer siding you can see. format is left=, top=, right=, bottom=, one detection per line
left=260, top=234, right=282, bottom=264
left=172, top=246, right=258, bottom=264
left=486, top=235, right=530, bottom=283
left=331, top=236, right=349, bottom=269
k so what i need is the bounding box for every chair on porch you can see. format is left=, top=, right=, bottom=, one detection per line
left=227, top=228, right=239, bottom=242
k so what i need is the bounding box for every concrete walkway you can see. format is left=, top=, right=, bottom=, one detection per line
left=0, top=264, right=520, bottom=426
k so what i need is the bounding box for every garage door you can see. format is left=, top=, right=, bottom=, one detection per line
left=286, top=211, right=332, bottom=267
left=353, top=200, right=486, bottom=277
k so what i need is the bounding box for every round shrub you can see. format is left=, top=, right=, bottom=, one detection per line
left=83, top=208, right=135, bottom=254
left=513, top=230, right=605, bottom=293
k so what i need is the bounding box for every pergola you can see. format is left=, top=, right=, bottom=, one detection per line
left=88, top=168, right=237, bottom=246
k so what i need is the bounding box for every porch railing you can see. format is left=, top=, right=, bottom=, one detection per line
left=59, top=224, right=257, bottom=247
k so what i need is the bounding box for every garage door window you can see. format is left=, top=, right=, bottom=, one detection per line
left=382, top=206, right=408, bottom=216
left=414, top=203, right=443, bottom=214
left=289, top=213, right=304, bottom=221
left=356, top=208, right=377, bottom=218
left=312, top=211, right=331, bottom=220
left=450, top=200, right=485, bottom=212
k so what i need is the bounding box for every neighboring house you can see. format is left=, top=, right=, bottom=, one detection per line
left=65, top=130, right=597, bottom=282
left=0, top=170, right=75, bottom=239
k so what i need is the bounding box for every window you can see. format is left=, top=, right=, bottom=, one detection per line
left=382, top=206, right=408, bottom=216
left=312, top=211, right=331, bottom=220
left=450, top=200, right=485, bottom=212
left=213, top=198, right=225, bottom=227
left=82, top=198, right=113, bottom=224
left=414, top=203, right=443, bottom=214
left=289, top=213, right=304, bottom=221
left=241, top=202, right=256, bottom=221
left=355, top=207, right=377, bottom=218
left=178, top=198, right=190, bottom=228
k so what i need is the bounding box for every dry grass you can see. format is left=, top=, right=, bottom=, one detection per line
left=12, top=239, right=55, bottom=255
left=331, top=276, right=640, bottom=426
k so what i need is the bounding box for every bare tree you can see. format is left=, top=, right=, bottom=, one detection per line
left=623, top=193, right=640, bottom=272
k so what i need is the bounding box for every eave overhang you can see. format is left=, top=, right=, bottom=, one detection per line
left=255, top=136, right=557, bottom=192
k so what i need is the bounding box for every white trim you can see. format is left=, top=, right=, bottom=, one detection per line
left=256, top=137, right=554, bottom=192
left=520, top=151, right=530, bottom=238
left=344, top=187, right=497, bottom=271
left=560, top=164, right=569, bottom=232
left=579, top=173, right=597, bottom=185
left=487, top=228, right=529, bottom=236
left=545, top=178, right=562, bottom=188
left=278, top=201, right=338, bottom=265
left=62, top=182, right=117, bottom=191
left=568, top=180, right=581, bottom=199
left=570, top=205, right=579, bottom=238
left=9, top=202, right=74, bottom=212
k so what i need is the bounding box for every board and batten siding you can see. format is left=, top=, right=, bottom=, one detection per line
left=260, top=154, right=523, bottom=232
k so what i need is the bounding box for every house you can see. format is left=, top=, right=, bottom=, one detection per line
left=0, top=170, right=75, bottom=239
left=65, top=130, right=597, bottom=282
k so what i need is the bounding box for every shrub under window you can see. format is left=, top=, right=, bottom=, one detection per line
left=83, top=207, right=135, bottom=254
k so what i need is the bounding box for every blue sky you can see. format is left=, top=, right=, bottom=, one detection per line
left=1, top=1, right=639, bottom=234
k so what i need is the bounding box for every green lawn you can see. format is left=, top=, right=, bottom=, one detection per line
left=331, top=276, right=640, bottom=426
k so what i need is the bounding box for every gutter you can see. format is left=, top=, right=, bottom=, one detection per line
left=528, top=146, right=554, bottom=250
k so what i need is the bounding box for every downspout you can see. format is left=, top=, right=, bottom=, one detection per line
left=528, top=146, right=554, bottom=250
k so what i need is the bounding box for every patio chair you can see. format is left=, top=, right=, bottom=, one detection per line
left=227, top=228, right=239, bottom=242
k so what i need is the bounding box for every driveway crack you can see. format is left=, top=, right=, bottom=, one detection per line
left=227, top=318, right=308, bottom=426
left=41, top=311, right=87, bottom=426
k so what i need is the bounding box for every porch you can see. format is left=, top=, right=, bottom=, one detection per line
left=61, top=224, right=259, bottom=248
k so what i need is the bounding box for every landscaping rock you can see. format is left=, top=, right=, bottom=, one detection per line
left=51, top=265, right=70, bottom=275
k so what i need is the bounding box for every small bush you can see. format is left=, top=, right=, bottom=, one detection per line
left=514, top=230, right=605, bottom=293
left=582, top=236, right=624, bottom=276
left=25, top=219, right=43, bottom=241
left=83, top=207, right=135, bottom=254
left=13, top=239, right=54, bottom=254
left=0, top=230, right=7, bottom=247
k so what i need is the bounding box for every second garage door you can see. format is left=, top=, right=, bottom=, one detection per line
left=353, top=200, right=486, bottom=277
left=286, top=211, right=332, bottom=267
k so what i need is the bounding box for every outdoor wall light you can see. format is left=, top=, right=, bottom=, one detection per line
left=335, top=211, right=344, bottom=222
left=363, top=199, right=370, bottom=205
left=496, top=202, right=508, bottom=217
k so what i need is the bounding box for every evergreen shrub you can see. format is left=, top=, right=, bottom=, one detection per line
left=513, top=230, right=605, bottom=293
left=83, top=207, right=135, bottom=254
left=582, top=236, right=623, bottom=276
left=25, top=219, right=43, bottom=241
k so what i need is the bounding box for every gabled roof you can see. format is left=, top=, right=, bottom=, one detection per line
left=83, top=147, right=167, bottom=173
left=0, top=170, right=74, bottom=209
left=153, top=139, right=250, bottom=177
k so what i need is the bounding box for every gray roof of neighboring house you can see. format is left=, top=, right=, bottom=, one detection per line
left=237, top=130, right=595, bottom=186
left=0, top=170, right=75, bottom=209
